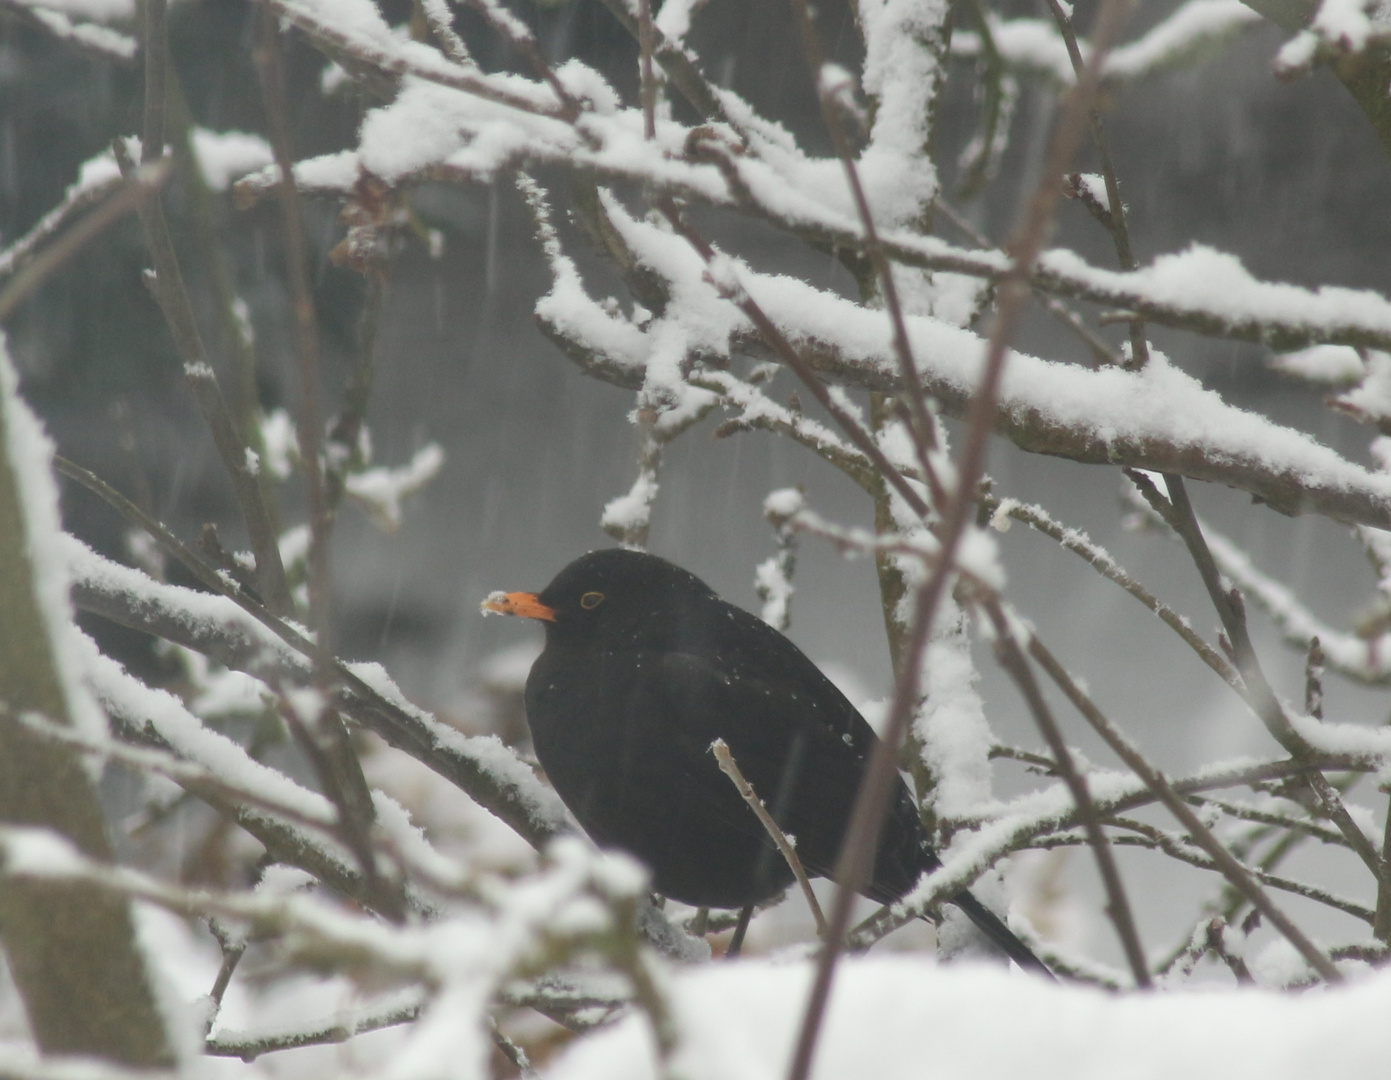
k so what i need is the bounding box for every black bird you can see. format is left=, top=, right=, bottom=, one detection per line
left=483, top=548, right=1048, bottom=973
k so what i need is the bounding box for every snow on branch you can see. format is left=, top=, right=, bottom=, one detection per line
left=64, top=537, right=573, bottom=850
left=1207, top=525, right=1391, bottom=686
left=538, top=200, right=1391, bottom=529
left=226, top=17, right=1391, bottom=375
left=955, top=1, right=1262, bottom=87
left=0, top=0, right=137, bottom=62
left=0, top=823, right=657, bottom=1077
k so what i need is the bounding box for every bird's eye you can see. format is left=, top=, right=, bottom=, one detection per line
left=580, top=591, right=605, bottom=609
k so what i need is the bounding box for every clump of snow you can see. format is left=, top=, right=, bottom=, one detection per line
left=653, top=0, right=702, bottom=41
left=11, top=5, right=135, bottom=58
left=763, top=487, right=806, bottom=520
left=916, top=602, right=995, bottom=817
left=1270, top=344, right=1366, bottom=386
left=1275, top=0, right=1376, bottom=74
left=0, top=825, right=87, bottom=877
left=27, top=0, right=132, bottom=20
left=754, top=554, right=794, bottom=630
left=345, top=443, right=445, bottom=531
left=1333, top=351, right=1391, bottom=427
left=1069, top=171, right=1110, bottom=211
left=602, top=469, right=660, bottom=544
left=260, top=408, right=298, bottom=481
left=191, top=128, right=274, bottom=192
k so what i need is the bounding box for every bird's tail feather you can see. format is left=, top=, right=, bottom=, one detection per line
left=949, top=890, right=1054, bottom=978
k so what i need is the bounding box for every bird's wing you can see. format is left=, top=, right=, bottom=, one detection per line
left=647, top=647, right=896, bottom=879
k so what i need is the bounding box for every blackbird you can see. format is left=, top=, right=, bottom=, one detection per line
left=483, top=548, right=1048, bottom=973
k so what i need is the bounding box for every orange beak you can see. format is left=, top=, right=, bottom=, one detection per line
left=480, top=590, right=557, bottom=622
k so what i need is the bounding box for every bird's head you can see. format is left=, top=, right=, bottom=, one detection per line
left=481, top=548, right=716, bottom=643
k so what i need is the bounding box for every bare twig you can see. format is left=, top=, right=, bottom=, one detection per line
left=985, top=492, right=1240, bottom=689
left=788, top=0, right=946, bottom=509
left=1156, top=473, right=1390, bottom=890
left=141, top=0, right=168, bottom=164
left=637, top=0, right=657, bottom=140
left=661, top=207, right=932, bottom=521
left=0, top=163, right=169, bottom=323
left=459, top=0, right=582, bottom=119
left=55, top=456, right=572, bottom=855
left=14, top=710, right=335, bottom=836
left=1024, top=630, right=1343, bottom=982
left=206, top=921, right=247, bottom=1029
left=1305, top=637, right=1325, bottom=719
left=111, top=138, right=294, bottom=615
left=272, top=688, right=404, bottom=922
left=1205, top=919, right=1254, bottom=983
left=253, top=11, right=333, bottom=640
left=1044, top=0, right=1148, bottom=370
left=786, top=6, right=1133, bottom=1073
left=980, top=598, right=1150, bottom=986
left=1190, top=796, right=1346, bottom=848
left=1102, top=817, right=1375, bottom=925
left=712, top=739, right=827, bottom=936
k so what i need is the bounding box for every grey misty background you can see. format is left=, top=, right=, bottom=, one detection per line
left=3, top=0, right=1389, bottom=960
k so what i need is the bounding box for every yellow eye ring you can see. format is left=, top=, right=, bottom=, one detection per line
left=580, top=591, right=605, bottom=609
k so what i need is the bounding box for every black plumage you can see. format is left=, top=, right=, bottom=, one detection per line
left=484, top=548, right=1048, bottom=973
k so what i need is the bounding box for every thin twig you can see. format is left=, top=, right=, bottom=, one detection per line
left=785, top=2, right=1138, bottom=1066
left=458, top=0, right=582, bottom=119
left=206, top=921, right=247, bottom=1029
left=253, top=11, right=333, bottom=643
left=590, top=0, right=732, bottom=125
left=1154, top=473, right=1390, bottom=889
left=1102, top=817, right=1375, bottom=925
left=984, top=492, right=1240, bottom=688
left=141, top=0, right=168, bottom=164
left=1045, top=0, right=1148, bottom=370
left=711, top=739, right=827, bottom=936
left=1304, top=637, right=1325, bottom=720
left=271, top=687, right=402, bottom=922
left=1189, top=796, right=1347, bottom=848
left=0, top=171, right=121, bottom=284
left=933, top=198, right=1120, bottom=366
left=788, top=0, right=946, bottom=510
left=111, top=139, right=294, bottom=615
left=1021, top=832, right=1375, bottom=926
left=980, top=597, right=1150, bottom=986
left=661, top=207, right=932, bottom=521
left=14, top=709, right=336, bottom=835
left=0, top=162, right=170, bottom=323
left=637, top=0, right=657, bottom=140
left=1024, top=630, right=1343, bottom=982
left=490, top=1019, right=539, bottom=1080
left=1377, top=775, right=1391, bottom=939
